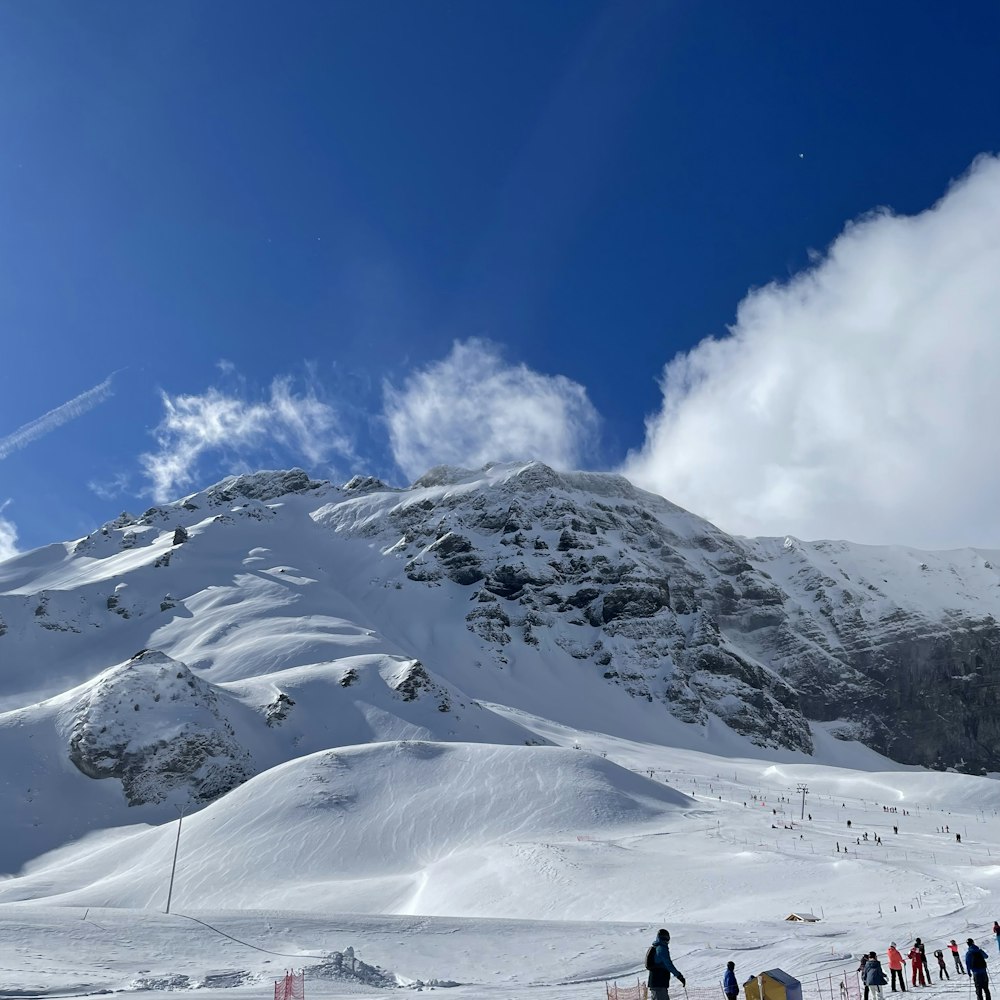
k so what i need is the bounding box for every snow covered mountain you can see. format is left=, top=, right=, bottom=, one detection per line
left=2, top=460, right=1000, bottom=870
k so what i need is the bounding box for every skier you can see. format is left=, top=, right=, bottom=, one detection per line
left=887, top=943, right=906, bottom=992
left=907, top=943, right=927, bottom=987
left=723, top=961, right=739, bottom=1000
left=865, top=952, right=888, bottom=1000
left=951, top=940, right=967, bottom=974
left=645, top=928, right=686, bottom=1000
left=966, top=939, right=992, bottom=1000
left=933, top=949, right=949, bottom=980
left=994, top=921, right=1000, bottom=956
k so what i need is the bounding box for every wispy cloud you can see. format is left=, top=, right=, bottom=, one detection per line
left=624, top=154, right=1000, bottom=549
left=141, top=376, right=355, bottom=501
left=87, top=472, right=131, bottom=502
left=384, top=338, right=600, bottom=480
left=0, top=500, right=18, bottom=561
left=0, top=371, right=118, bottom=461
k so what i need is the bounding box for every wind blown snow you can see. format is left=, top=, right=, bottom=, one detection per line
left=384, top=338, right=600, bottom=479
left=625, top=154, right=1000, bottom=549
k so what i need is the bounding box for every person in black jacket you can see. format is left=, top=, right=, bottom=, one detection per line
left=646, top=929, right=687, bottom=1000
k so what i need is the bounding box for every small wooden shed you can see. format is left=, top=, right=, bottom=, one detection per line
left=784, top=912, right=820, bottom=922
left=744, top=969, right=803, bottom=1000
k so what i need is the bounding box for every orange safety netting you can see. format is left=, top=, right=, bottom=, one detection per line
left=606, top=980, right=649, bottom=1000
left=274, top=970, right=304, bottom=1000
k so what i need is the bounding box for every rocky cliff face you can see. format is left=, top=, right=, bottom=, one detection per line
left=322, top=464, right=814, bottom=754
left=319, top=463, right=1000, bottom=772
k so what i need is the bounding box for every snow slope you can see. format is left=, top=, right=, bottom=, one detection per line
left=3, top=728, right=1000, bottom=1000
left=0, top=742, right=688, bottom=913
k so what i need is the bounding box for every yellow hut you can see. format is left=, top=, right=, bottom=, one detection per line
left=743, top=969, right=803, bottom=1000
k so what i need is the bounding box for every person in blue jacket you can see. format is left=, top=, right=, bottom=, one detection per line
left=966, top=938, right=992, bottom=1000
left=723, top=961, right=739, bottom=1000
left=645, top=928, right=687, bottom=1000
left=864, top=952, right=888, bottom=1000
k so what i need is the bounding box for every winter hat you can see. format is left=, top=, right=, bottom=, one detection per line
left=727, top=963, right=735, bottom=970
left=891, top=944, right=897, bottom=949
left=657, top=929, right=670, bottom=940
left=969, top=939, right=976, bottom=946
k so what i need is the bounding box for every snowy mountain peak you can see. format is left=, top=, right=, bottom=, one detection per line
left=3, top=461, right=1000, bottom=872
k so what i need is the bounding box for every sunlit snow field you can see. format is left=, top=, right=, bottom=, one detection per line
left=3, top=712, right=1000, bottom=1000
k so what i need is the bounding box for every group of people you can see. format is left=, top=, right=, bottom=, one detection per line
left=642, top=927, right=999, bottom=1000
left=873, top=937, right=992, bottom=1000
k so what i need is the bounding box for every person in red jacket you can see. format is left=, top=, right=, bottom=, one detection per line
left=951, top=940, right=967, bottom=975
left=887, top=944, right=907, bottom=992
left=908, top=944, right=927, bottom=986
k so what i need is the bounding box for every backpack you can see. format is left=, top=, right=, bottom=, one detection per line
left=970, top=949, right=988, bottom=972
left=646, top=948, right=656, bottom=972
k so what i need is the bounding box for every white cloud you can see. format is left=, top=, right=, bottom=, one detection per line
left=0, top=501, right=18, bottom=561
left=0, top=372, right=117, bottom=461
left=141, top=377, right=354, bottom=501
left=384, top=339, right=600, bottom=480
left=87, top=473, right=131, bottom=501
left=624, top=155, right=1000, bottom=549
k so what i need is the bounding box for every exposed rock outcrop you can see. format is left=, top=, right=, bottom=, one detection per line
left=66, top=650, right=253, bottom=805
left=320, top=461, right=1000, bottom=769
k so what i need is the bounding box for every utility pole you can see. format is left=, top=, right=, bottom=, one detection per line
left=798, top=783, right=809, bottom=821
left=165, top=805, right=185, bottom=914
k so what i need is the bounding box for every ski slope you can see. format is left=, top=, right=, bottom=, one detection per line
left=4, top=716, right=1000, bottom=1000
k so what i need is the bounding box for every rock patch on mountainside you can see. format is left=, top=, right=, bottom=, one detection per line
left=65, top=649, right=253, bottom=805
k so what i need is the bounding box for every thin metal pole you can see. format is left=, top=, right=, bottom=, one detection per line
left=165, top=806, right=185, bottom=914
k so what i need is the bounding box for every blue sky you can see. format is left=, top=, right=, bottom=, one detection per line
left=2, top=2, right=1000, bottom=553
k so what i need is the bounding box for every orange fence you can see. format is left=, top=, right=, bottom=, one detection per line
left=606, top=979, right=649, bottom=1000
left=604, top=982, right=721, bottom=1000
left=274, top=970, right=304, bottom=1000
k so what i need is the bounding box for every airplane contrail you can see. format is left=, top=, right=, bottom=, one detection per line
left=0, top=370, right=120, bottom=461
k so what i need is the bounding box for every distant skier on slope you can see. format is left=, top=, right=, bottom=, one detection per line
left=646, top=928, right=686, bottom=1000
